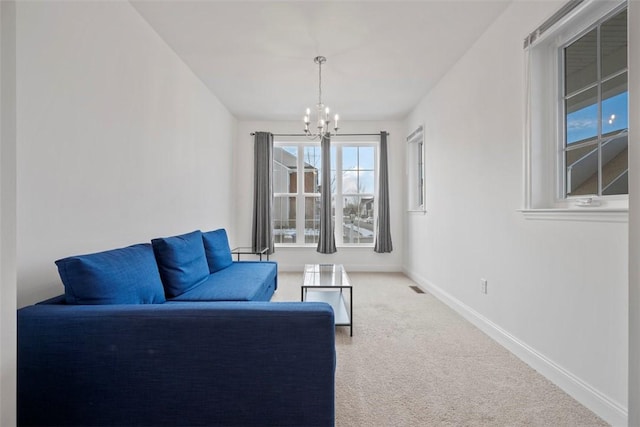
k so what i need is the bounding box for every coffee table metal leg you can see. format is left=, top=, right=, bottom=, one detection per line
left=350, top=287, right=353, bottom=336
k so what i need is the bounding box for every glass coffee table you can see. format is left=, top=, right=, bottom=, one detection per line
left=301, top=264, right=353, bottom=336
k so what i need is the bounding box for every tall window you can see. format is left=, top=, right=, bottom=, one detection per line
left=273, top=141, right=377, bottom=246
left=339, top=145, right=376, bottom=244
left=563, top=7, right=628, bottom=197
left=407, top=125, right=426, bottom=212
left=524, top=0, right=628, bottom=212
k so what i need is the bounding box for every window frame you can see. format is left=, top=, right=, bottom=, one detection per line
left=559, top=5, right=628, bottom=199
left=273, top=139, right=378, bottom=247
left=336, top=142, right=378, bottom=247
left=272, top=142, right=321, bottom=246
left=407, top=125, right=426, bottom=213
left=523, top=0, right=628, bottom=217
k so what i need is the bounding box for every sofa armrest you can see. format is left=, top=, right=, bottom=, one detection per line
left=18, top=301, right=335, bottom=427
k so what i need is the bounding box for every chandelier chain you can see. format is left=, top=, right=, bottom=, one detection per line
left=318, top=58, right=322, bottom=106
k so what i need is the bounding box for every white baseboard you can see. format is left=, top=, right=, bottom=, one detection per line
left=403, top=268, right=628, bottom=427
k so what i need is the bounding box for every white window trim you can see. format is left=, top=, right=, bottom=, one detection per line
left=273, top=141, right=321, bottom=248
left=522, top=0, right=628, bottom=220
left=273, top=139, right=378, bottom=247
left=518, top=207, right=628, bottom=222
left=335, top=141, right=378, bottom=248
left=407, top=125, right=426, bottom=214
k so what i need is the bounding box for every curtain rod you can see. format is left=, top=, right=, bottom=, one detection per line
left=250, top=132, right=389, bottom=137
left=523, top=0, right=584, bottom=49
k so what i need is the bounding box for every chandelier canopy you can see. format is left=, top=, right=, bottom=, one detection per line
left=303, top=56, right=339, bottom=139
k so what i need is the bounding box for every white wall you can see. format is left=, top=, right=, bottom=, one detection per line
left=234, top=120, right=404, bottom=272
left=0, top=1, right=17, bottom=424
left=16, top=1, right=236, bottom=307
left=404, top=2, right=629, bottom=425
left=628, top=1, right=639, bottom=425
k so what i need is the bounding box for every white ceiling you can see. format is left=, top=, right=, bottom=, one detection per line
left=130, top=1, right=512, bottom=121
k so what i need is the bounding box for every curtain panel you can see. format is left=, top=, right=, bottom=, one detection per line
left=317, top=133, right=337, bottom=254
left=374, top=131, right=393, bottom=253
left=252, top=131, right=274, bottom=254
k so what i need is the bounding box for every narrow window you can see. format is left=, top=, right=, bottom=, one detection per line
left=341, top=145, right=376, bottom=244
left=407, top=125, right=426, bottom=212
left=562, top=7, right=628, bottom=197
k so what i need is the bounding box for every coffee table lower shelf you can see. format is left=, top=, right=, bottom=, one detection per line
left=304, top=290, right=352, bottom=336
left=301, top=264, right=353, bottom=336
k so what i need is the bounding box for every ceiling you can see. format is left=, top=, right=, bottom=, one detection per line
left=130, top=1, right=512, bottom=122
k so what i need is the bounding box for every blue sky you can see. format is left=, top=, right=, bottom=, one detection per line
left=567, top=91, right=628, bottom=144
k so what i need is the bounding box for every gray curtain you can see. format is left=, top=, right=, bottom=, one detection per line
left=317, top=133, right=337, bottom=254
left=252, top=131, right=274, bottom=254
left=374, top=131, right=393, bottom=253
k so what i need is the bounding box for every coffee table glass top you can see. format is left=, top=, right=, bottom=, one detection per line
left=303, top=264, right=351, bottom=288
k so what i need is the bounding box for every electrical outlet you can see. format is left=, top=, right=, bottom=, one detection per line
left=481, top=279, right=488, bottom=294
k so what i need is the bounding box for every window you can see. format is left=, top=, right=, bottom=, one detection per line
left=524, top=0, right=628, bottom=212
left=407, top=125, right=426, bottom=212
left=273, top=141, right=377, bottom=246
left=273, top=145, right=321, bottom=244
left=339, top=145, right=376, bottom=244
left=563, top=7, right=628, bottom=197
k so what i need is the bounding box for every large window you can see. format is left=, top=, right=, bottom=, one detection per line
left=273, top=141, right=377, bottom=246
left=524, top=0, right=628, bottom=212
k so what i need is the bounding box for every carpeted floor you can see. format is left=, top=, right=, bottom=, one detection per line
left=272, top=271, right=608, bottom=426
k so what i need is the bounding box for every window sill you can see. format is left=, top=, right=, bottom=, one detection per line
left=275, top=244, right=375, bottom=249
left=518, top=208, right=628, bottom=223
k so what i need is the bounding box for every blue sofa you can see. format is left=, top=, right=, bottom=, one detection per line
left=17, top=229, right=336, bottom=426
left=55, top=229, right=279, bottom=305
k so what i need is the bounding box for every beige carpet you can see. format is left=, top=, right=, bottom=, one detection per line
left=273, top=272, right=608, bottom=426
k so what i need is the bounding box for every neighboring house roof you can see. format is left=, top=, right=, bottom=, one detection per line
left=273, top=146, right=318, bottom=172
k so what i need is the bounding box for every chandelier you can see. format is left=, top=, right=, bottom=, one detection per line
left=303, top=56, right=339, bottom=139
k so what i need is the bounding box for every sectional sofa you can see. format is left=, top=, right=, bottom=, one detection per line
left=17, top=229, right=336, bottom=426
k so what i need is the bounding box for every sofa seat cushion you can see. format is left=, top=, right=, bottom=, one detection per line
left=202, top=229, right=233, bottom=273
left=152, top=230, right=210, bottom=298
left=55, top=243, right=166, bottom=305
left=169, top=261, right=277, bottom=302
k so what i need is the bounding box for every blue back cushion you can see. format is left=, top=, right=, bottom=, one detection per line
left=151, top=230, right=210, bottom=297
left=55, top=243, right=166, bottom=305
left=202, top=229, right=233, bottom=273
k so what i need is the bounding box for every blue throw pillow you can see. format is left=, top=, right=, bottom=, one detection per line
left=151, top=230, right=210, bottom=297
left=202, top=229, right=233, bottom=273
left=55, top=243, right=166, bottom=305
